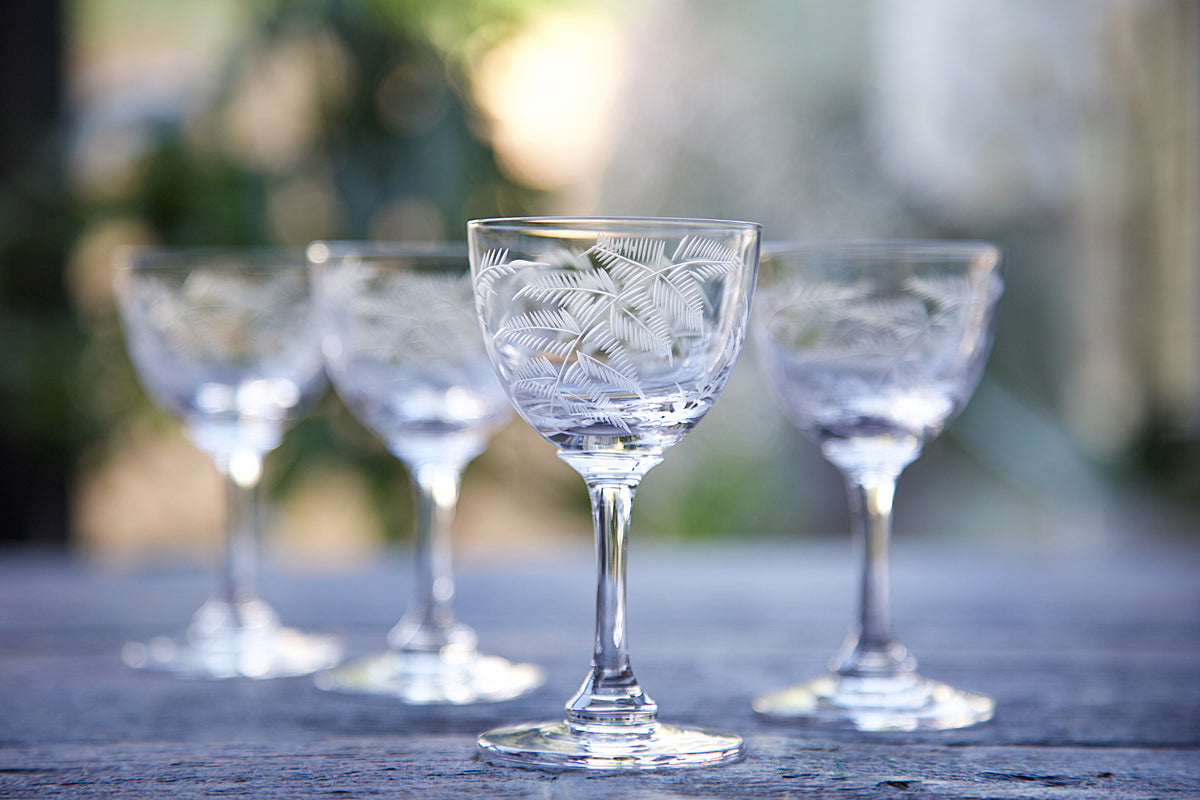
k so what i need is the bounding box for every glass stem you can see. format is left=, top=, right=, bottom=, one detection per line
left=191, top=450, right=277, bottom=640
left=389, top=463, right=474, bottom=654
left=834, top=472, right=914, bottom=678
left=219, top=466, right=260, bottom=608
left=566, top=479, right=658, bottom=731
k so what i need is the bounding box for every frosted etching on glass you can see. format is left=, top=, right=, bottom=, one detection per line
left=475, top=235, right=743, bottom=441
left=758, top=267, right=1002, bottom=468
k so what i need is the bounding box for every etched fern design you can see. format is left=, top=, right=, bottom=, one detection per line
left=330, top=266, right=482, bottom=368
left=764, top=272, right=980, bottom=387
left=139, top=271, right=308, bottom=365
left=476, top=235, right=742, bottom=432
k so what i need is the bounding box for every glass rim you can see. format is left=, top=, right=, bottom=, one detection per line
left=112, top=244, right=306, bottom=271
left=763, top=239, right=1001, bottom=263
left=306, top=240, right=467, bottom=264
left=467, top=216, right=762, bottom=235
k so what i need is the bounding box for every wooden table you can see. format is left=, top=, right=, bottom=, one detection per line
left=2, top=538, right=1198, bottom=798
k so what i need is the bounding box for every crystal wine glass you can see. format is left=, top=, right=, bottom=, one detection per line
left=752, top=240, right=1003, bottom=730
left=113, top=246, right=340, bottom=679
left=470, top=217, right=760, bottom=770
left=308, top=241, right=543, bottom=704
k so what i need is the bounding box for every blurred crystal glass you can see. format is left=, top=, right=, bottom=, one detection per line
left=113, top=246, right=339, bottom=679
left=308, top=241, right=542, bottom=704
left=470, top=217, right=759, bottom=770
left=752, top=240, right=1003, bottom=730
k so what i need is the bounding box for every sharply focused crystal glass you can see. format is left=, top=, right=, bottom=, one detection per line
left=113, top=247, right=340, bottom=679
left=470, top=217, right=760, bottom=770
left=308, top=241, right=543, bottom=704
left=752, top=240, right=1003, bottom=731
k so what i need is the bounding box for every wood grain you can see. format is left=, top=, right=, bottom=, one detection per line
left=1, top=540, right=1197, bottom=798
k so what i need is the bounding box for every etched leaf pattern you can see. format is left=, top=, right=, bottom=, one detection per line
left=765, top=273, right=980, bottom=386
left=328, top=266, right=483, bottom=367
left=135, top=271, right=308, bottom=365
left=476, top=235, right=742, bottom=432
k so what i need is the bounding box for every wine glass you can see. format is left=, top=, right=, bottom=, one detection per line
left=470, top=217, right=760, bottom=770
left=113, top=246, right=340, bottom=679
left=751, top=240, right=1003, bottom=730
left=307, top=241, right=543, bottom=704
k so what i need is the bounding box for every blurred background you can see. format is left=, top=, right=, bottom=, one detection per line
left=1, top=0, right=1197, bottom=568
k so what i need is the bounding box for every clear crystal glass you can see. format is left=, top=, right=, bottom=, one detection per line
left=470, top=217, right=760, bottom=770
left=752, top=240, right=1003, bottom=730
left=113, top=246, right=340, bottom=679
left=308, top=241, right=542, bottom=704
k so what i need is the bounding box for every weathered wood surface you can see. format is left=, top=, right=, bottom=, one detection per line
left=2, top=540, right=1198, bottom=798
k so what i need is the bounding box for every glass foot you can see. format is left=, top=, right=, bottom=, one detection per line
left=122, top=627, right=342, bottom=680
left=315, top=651, right=544, bottom=704
left=477, top=720, right=744, bottom=771
left=753, top=672, right=994, bottom=731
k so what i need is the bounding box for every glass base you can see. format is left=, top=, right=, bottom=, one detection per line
left=477, top=720, right=744, bottom=771
left=121, top=627, right=342, bottom=680
left=315, top=651, right=544, bottom=704
left=753, top=672, right=994, bottom=731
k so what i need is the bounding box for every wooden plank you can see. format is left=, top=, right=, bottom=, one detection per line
left=0, top=543, right=1197, bottom=797
left=1, top=739, right=1197, bottom=799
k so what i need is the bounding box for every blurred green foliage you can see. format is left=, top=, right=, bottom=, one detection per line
left=4, top=0, right=562, bottom=545
left=0, top=159, right=89, bottom=454
left=114, top=0, right=547, bottom=246
left=119, top=0, right=559, bottom=541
